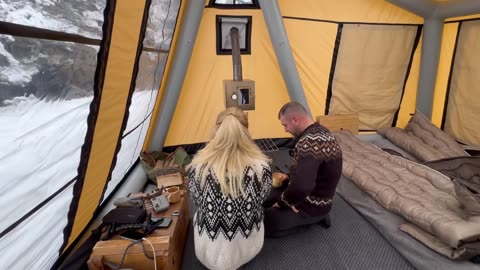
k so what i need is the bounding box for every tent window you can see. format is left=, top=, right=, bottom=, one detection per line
left=102, top=0, right=181, bottom=202
left=208, top=0, right=259, bottom=9
left=144, top=0, right=181, bottom=50
left=216, top=15, right=252, bottom=55
left=327, top=24, right=419, bottom=130
left=443, top=20, right=480, bottom=145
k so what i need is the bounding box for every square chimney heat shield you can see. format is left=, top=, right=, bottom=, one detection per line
left=216, top=15, right=252, bottom=55
left=213, top=0, right=255, bottom=4
left=224, top=79, right=255, bottom=110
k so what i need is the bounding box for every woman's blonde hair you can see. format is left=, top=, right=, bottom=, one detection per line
left=188, top=107, right=270, bottom=198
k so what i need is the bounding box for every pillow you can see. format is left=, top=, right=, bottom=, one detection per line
left=406, top=111, right=468, bottom=158
left=454, top=179, right=480, bottom=216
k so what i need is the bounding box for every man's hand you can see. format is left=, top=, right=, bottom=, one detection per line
left=272, top=172, right=289, bottom=188
left=272, top=172, right=288, bottom=182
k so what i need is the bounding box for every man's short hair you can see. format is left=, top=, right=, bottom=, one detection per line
left=278, top=101, right=308, bottom=119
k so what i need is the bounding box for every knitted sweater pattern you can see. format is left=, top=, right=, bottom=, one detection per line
left=188, top=163, right=272, bottom=241
left=280, top=123, right=343, bottom=216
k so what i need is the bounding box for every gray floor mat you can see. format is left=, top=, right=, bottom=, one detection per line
left=338, top=176, right=480, bottom=270
left=181, top=149, right=414, bottom=270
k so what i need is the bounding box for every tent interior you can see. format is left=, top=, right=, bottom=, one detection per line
left=1, top=0, right=480, bottom=269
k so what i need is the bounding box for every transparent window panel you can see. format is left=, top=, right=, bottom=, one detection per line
left=144, top=0, right=181, bottom=50
left=132, top=116, right=152, bottom=165
left=0, top=184, right=73, bottom=270
left=124, top=52, right=167, bottom=135
left=0, top=0, right=106, bottom=39
left=103, top=118, right=150, bottom=202
left=147, top=88, right=160, bottom=120
left=0, top=35, right=98, bottom=232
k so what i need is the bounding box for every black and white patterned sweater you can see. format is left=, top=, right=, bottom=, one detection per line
left=187, top=162, right=272, bottom=270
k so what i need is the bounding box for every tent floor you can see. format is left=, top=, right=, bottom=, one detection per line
left=180, top=149, right=414, bottom=270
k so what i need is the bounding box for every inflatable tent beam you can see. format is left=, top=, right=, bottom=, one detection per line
left=434, top=0, right=480, bottom=19
left=147, top=0, right=205, bottom=151
left=258, top=0, right=311, bottom=116
left=417, top=18, right=444, bottom=119
left=386, top=0, right=435, bottom=18
left=389, top=0, right=480, bottom=18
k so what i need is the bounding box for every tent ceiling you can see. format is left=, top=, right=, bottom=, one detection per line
left=387, top=0, right=480, bottom=18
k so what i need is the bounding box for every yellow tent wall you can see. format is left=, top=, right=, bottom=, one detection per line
left=278, top=0, right=422, bottom=23
left=66, top=0, right=148, bottom=249
left=397, top=34, right=422, bottom=128
left=164, top=0, right=423, bottom=146
left=283, top=19, right=337, bottom=118
left=165, top=8, right=290, bottom=146
left=432, top=22, right=459, bottom=127
left=446, top=14, right=480, bottom=22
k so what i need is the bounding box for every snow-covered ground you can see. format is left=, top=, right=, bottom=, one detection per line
left=0, top=82, right=157, bottom=270
left=0, top=95, right=92, bottom=232
left=0, top=89, right=156, bottom=232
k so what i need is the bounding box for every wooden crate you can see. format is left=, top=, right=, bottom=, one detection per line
left=156, top=172, right=183, bottom=188
left=88, top=190, right=190, bottom=270
left=87, top=236, right=170, bottom=270
left=317, top=114, right=359, bottom=134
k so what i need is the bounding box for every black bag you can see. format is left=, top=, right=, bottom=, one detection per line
left=102, top=207, right=146, bottom=225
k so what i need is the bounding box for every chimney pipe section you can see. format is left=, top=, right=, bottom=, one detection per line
left=230, top=27, right=243, bottom=81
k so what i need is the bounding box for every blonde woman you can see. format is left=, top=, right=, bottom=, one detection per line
left=187, top=107, right=272, bottom=270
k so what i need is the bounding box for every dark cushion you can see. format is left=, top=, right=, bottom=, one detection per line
left=454, top=179, right=480, bottom=216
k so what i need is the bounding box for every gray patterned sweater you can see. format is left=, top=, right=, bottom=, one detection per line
left=187, top=162, right=271, bottom=270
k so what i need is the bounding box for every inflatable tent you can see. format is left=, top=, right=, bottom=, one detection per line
left=1, top=0, right=480, bottom=269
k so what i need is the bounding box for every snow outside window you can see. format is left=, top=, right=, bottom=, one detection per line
left=0, top=34, right=99, bottom=233
left=0, top=0, right=106, bottom=39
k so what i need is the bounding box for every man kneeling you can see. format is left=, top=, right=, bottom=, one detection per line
left=264, top=102, right=343, bottom=237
